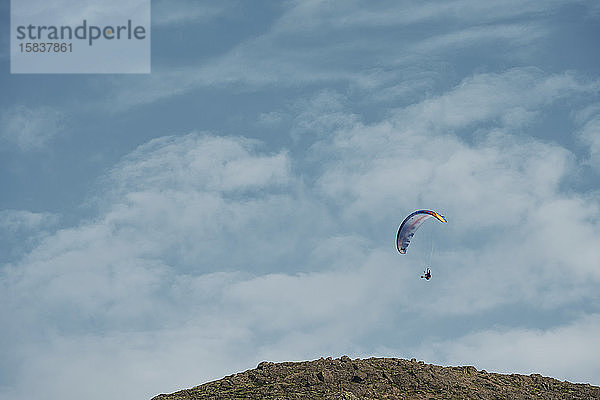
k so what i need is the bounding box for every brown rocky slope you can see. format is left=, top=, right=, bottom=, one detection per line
left=152, top=356, right=600, bottom=399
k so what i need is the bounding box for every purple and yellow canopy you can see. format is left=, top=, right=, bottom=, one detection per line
left=396, top=209, right=447, bottom=254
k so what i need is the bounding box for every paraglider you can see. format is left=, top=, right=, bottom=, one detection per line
left=421, top=267, right=432, bottom=280
left=396, top=209, right=447, bottom=279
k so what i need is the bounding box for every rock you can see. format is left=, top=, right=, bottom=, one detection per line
left=351, top=371, right=367, bottom=383
left=317, top=370, right=333, bottom=384
left=256, top=361, right=273, bottom=370
left=384, top=372, right=395, bottom=385
left=306, top=372, right=321, bottom=386
left=340, top=355, right=351, bottom=363
left=462, top=365, right=477, bottom=374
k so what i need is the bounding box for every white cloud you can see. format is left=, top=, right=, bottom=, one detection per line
left=290, top=90, right=360, bottom=141
left=0, top=210, right=59, bottom=263
left=413, top=23, right=548, bottom=55
left=417, top=314, right=600, bottom=385
left=575, top=104, right=600, bottom=171
left=272, top=0, right=576, bottom=33
left=0, top=105, right=65, bottom=151
left=100, top=0, right=594, bottom=111
left=2, top=67, right=600, bottom=400
left=312, top=69, right=600, bottom=315
left=0, top=209, right=58, bottom=232
left=0, top=242, right=411, bottom=400
left=0, top=137, right=315, bottom=337
left=0, top=133, right=312, bottom=399
left=393, top=68, right=595, bottom=133
left=105, top=134, right=290, bottom=194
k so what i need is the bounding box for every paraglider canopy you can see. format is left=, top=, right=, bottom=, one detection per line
left=396, top=209, right=447, bottom=254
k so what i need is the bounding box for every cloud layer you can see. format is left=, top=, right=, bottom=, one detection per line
left=0, top=106, right=65, bottom=151
left=2, top=65, right=600, bottom=400
left=2, top=2, right=600, bottom=400
left=104, top=0, right=599, bottom=111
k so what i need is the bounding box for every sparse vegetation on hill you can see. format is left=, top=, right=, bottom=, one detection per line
left=152, top=356, right=600, bottom=399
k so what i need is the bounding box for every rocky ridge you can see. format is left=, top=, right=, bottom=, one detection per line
left=152, top=356, right=600, bottom=399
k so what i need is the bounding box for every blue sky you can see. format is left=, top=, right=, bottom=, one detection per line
left=1, top=1, right=600, bottom=399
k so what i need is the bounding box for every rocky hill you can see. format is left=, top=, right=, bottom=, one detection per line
left=152, top=356, right=600, bottom=399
